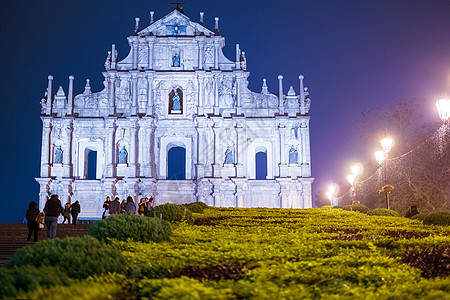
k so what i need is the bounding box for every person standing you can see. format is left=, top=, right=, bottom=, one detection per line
left=125, top=196, right=136, bottom=214
left=43, top=195, right=64, bottom=239
left=70, top=201, right=81, bottom=225
left=109, top=197, right=121, bottom=215
left=102, top=196, right=111, bottom=219
left=121, top=199, right=127, bottom=213
left=62, top=202, right=71, bottom=224
left=25, top=201, right=40, bottom=242
left=138, top=198, right=148, bottom=216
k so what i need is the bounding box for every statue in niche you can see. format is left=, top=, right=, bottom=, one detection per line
left=172, top=53, right=180, bottom=67
left=173, top=92, right=181, bottom=110
left=119, top=146, right=128, bottom=164
left=169, top=88, right=183, bottom=113
left=54, top=146, right=63, bottom=164
left=289, top=145, right=298, bottom=164
left=224, top=147, right=234, bottom=164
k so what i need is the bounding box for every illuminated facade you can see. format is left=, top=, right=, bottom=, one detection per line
left=36, top=8, right=314, bottom=218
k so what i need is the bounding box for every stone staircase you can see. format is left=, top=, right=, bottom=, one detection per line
left=0, top=223, right=92, bottom=267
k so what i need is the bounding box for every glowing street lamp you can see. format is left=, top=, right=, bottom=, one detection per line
left=378, top=137, right=393, bottom=209
left=327, top=184, right=338, bottom=206
left=351, top=165, right=361, bottom=178
left=347, top=164, right=361, bottom=204
left=436, top=97, right=450, bottom=122
left=347, top=174, right=355, bottom=186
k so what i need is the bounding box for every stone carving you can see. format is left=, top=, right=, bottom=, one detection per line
left=203, top=46, right=213, bottom=66
left=172, top=92, right=181, bottom=110
left=224, top=147, right=234, bottom=164
left=138, top=47, right=148, bottom=65
left=54, top=146, right=63, bottom=164
left=119, top=146, right=128, bottom=164
left=289, top=145, right=298, bottom=164
left=219, top=78, right=233, bottom=107
left=172, top=53, right=180, bottom=67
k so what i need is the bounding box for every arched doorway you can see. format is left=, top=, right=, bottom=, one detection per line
left=255, top=148, right=267, bottom=180
left=168, top=146, right=186, bottom=180
left=85, top=148, right=97, bottom=179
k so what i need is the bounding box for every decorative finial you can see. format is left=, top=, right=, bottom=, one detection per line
left=262, top=78, right=269, bottom=94
left=214, top=17, right=219, bottom=35
left=56, top=86, right=65, bottom=96
left=84, top=79, right=91, bottom=94
left=48, top=75, right=53, bottom=80
left=200, top=12, right=204, bottom=25
left=287, top=86, right=296, bottom=96
left=150, top=11, right=154, bottom=24
left=278, top=75, right=283, bottom=80
left=135, top=17, right=140, bottom=34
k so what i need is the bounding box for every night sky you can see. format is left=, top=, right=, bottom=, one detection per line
left=2, top=0, right=450, bottom=222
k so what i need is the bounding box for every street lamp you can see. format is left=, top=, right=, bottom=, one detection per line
left=327, top=184, right=337, bottom=206
left=377, top=137, right=393, bottom=209
left=436, top=97, right=450, bottom=123
left=347, top=164, right=361, bottom=205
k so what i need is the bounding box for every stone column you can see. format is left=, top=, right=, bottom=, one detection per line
left=67, top=76, right=74, bottom=115
left=105, top=118, right=115, bottom=177
left=108, top=73, right=116, bottom=116
left=197, top=71, right=205, bottom=115
left=146, top=37, right=155, bottom=70
left=235, top=121, right=244, bottom=177
left=212, top=119, right=221, bottom=177
left=236, top=73, right=242, bottom=115
left=129, top=119, right=137, bottom=177
left=301, top=121, right=311, bottom=177
left=278, top=75, right=284, bottom=115
left=141, top=120, right=152, bottom=177
left=40, top=118, right=51, bottom=177
left=46, top=76, right=53, bottom=115
left=63, top=120, right=73, bottom=178
left=213, top=73, right=219, bottom=115
left=279, top=123, right=288, bottom=177
left=214, top=40, right=220, bottom=70
left=131, top=72, right=138, bottom=115
left=146, top=72, right=154, bottom=116
left=132, top=41, right=139, bottom=70
left=195, top=120, right=206, bottom=178
left=198, top=40, right=205, bottom=69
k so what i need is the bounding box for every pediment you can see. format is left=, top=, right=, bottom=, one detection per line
left=138, top=10, right=214, bottom=37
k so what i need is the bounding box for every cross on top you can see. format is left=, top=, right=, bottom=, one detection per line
left=171, top=2, right=185, bottom=13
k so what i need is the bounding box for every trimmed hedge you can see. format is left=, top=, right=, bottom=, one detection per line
left=182, top=202, right=209, bottom=213
left=423, top=212, right=450, bottom=226
left=368, top=208, right=399, bottom=217
left=342, top=204, right=370, bottom=214
left=411, top=213, right=428, bottom=222
left=88, top=213, right=172, bottom=243
left=148, top=203, right=194, bottom=223
left=5, top=236, right=125, bottom=279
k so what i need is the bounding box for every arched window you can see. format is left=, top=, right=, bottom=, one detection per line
left=168, top=146, right=186, bottom=180
left=168, top=88, right=183, bottom=114
left=85, top=148, right=97, bottom=179
left=255, top=148, right=267, bottom=180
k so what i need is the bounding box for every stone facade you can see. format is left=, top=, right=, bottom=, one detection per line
left=36, top=8, right=314, bottom=218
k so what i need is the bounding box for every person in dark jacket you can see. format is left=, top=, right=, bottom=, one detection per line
left=70, top=201, right=81, bottom=225
left=43, top=195, right=64, bottom=239
left=62, top=202, right=71, bottom=224
left=109, top=197, right=121, bottom=215
left=125, top=196, right=136, bottom=214
left=26, top=201, right=40, bottom=242
left=121, top=199, right=127, bottom=213
left=138, top=198, right=148, bottom=216
left=102, top=196, right=110, bottom=219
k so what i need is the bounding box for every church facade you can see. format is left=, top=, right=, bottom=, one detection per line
left=36, top=8, right=314, bottom=218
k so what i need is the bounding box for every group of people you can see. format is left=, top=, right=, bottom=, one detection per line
left=102, top=196, right=155, bottom=218
left=25, top=195, right=81, bottom=242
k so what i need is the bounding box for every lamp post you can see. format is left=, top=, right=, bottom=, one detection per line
left=327, top=184, right=337, bottom=206
left=376, top=137, right=393, bottom=209
left=347, top=164, right=361, bottom=205
left=436, top=97, right=450, bottom=123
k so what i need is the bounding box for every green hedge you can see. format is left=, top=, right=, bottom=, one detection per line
left=342, top=204, right=370, bottom=214
left=423, top=212, right=450, bottom=226
left=411, top=213, right=428, bottom=221
left=182, top=202, right=209, bottom=213
left=5, top=236, right=125, bottom=279
left=148, top=203, right=194, bottom=223
left=368, top=208, right=399, bottom=217
left=88, top=213, right=172, bottom=243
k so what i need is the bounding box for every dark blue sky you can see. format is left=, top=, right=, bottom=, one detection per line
left=1, top=0, right=450, bottom=222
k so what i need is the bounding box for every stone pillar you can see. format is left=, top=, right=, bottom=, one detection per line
left=46, top=76, right=53, bottom=115
left=141, top=120, right=152, bottom=177
left=146, top=72, right=154, bottom=116
left=132, top=41, right=139, bottom=70
left=235, top=121, right=244, bottom=177
left=105, top=118, right=115, bottom=177
left=198, top=40, right=205, bottom=69
left=40, top=118, right=51, bottom=177
left=236, top=73, right=242, bottom=115
left=278, top=75, right=284, bottom=115
left=146, top=37, right=155, bottom=70
left=129, top=119, right=137, bottom=177
left=300, top=121, right=310, bottom=177
left=195, top=120, right=206, bottom=178
left=279, top=123, right=288, bottom=177
left=131, top=73, right=138, bottom=115
left=67, top=76, right=74, bottom=115
left=197, top=71, right=205, bottom=115
left=214, top=40, right=220, bottom=70
left=109, top=73, right=116, bottom=116
left=63, top=120, right=73, bottom=178
left=212, top=120, right=221, bottom=177
left=213, top=73, right=219, bottom=115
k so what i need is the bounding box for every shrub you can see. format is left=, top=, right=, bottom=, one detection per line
left=0, top=265, right=71, bottom=298
left=342, top=204, right=370, bottom=214
left=332, top=205, right=344, bottom=209
left=5, top=236, right=125, bottom=279
left=411, top=213, right=428, bottom=222
left=182, top=202, right=209, bottom=213
left=149, top=203, right=194, bottom=223
left=89, top=213, right=171, bottom=243
left=368, top=208, right=399, bottom=217
left=423, top=212, right=450, bottom=226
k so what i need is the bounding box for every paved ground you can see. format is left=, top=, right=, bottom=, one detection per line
left=0, top=223, right=91, bottom=267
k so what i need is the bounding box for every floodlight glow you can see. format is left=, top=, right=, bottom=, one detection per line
left=328, top=184, right=336, bottom=195
left=436, top=98, right=450, bottom=122
left=326, top=191, right=332, bottom=200
left=375, top=150, right=385, bottom=165
left=351, top=165, right=361, bottom=177
left=347, top=174, right=355, bottom=185
left=380, top=137, right=393, bottom=153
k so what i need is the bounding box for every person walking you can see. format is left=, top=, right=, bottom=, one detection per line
left=125, top=196, right=136, bottom=214
left=62, top=202, right=71, bottom=224
left=70, top=201, right=81, bottom=225
left=43, top=195, right=64, bottom=239
left=25, top=201, right=40, bottom=242
left=109, top=197, right=121, bottom=215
